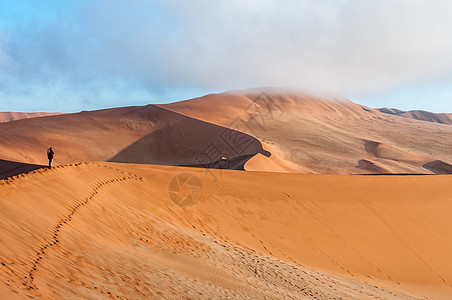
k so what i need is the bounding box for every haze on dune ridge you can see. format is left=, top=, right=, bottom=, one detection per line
left=0, top=112, right=61, bottom=123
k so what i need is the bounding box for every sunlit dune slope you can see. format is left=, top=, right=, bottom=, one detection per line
left=0, top=105, right=267, bottom=169
left=1, top=163, right=451, bottom=299
left=162, top=88, right=452, bottom=174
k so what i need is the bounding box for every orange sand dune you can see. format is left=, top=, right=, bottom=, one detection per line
left=162, top=88, right=452, bottom=174
left=0, top=112, right=61, bottom=123
left=1, top=162, right=451, bottom=299
left=0, top=105, right=267, bottom=169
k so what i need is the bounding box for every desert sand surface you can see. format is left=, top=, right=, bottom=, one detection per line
left=0, top=112, right=61, bottom=123
left=2, top=162, right=452, bottom=299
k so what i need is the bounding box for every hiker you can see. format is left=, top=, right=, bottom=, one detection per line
left=47, top=147, right=54, bottom=169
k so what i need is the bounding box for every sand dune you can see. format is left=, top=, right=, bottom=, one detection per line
left=1, top=162, right=451, bottom=299
left=0, top=112, right=61, bottom=123
left=162, top=88, right=452, bottom=174
left=0, top=105, right=268, bottom=169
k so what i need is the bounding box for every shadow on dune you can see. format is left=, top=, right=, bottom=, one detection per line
left=0, top=159, right=46, bottom=180
left=423, top=160, right=452, bottom=174
left=356, top=159, right=389, bottom=173
left=108, top=105, right=271, bottom=170
left=183, top=154, right=258, bottom=170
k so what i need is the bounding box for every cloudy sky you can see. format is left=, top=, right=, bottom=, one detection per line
left=0, top=0, right=451, bottom=113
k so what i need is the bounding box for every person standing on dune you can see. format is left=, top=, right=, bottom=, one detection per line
left=47, top=147, right=54, bottom=169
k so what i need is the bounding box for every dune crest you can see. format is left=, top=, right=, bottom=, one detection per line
left=0, top=159, right=46, bottom=180
left=379, top=108, right=452, bottom=125
left=0, top=112, right=61, bottom=123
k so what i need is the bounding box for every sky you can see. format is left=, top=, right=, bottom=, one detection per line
left=0, top=0, right=452, bottom=113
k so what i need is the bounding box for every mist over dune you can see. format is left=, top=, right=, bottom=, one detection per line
left=0, top=112, right=61, bottom=123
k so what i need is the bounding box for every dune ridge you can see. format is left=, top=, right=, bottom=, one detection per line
left=379, top=108, right=452, bottom=125
left=0, top=112, right=61, bottom=123
left=0, top=159, right=46, bottom=180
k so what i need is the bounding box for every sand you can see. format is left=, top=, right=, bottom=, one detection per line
left=0, top=162, right=451, bottom=299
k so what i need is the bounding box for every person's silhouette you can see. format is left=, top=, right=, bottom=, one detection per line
left=47, top=147, right=54, bottom=169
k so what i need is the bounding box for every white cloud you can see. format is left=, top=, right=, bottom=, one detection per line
left=159, top=0, right=452, bottom=94
left=1, top=0, right=452, bottom=110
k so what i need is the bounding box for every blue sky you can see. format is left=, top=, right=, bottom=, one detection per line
left=1, top=0, right=452, bottom=113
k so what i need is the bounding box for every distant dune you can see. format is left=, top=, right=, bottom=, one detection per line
left=162, top=88, right=452, bottom=174
left=378, top=108, right=452, bottom=125
left=0, top=112, right=61, bottom=123
left=1, top=162, right=451, bottom=299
